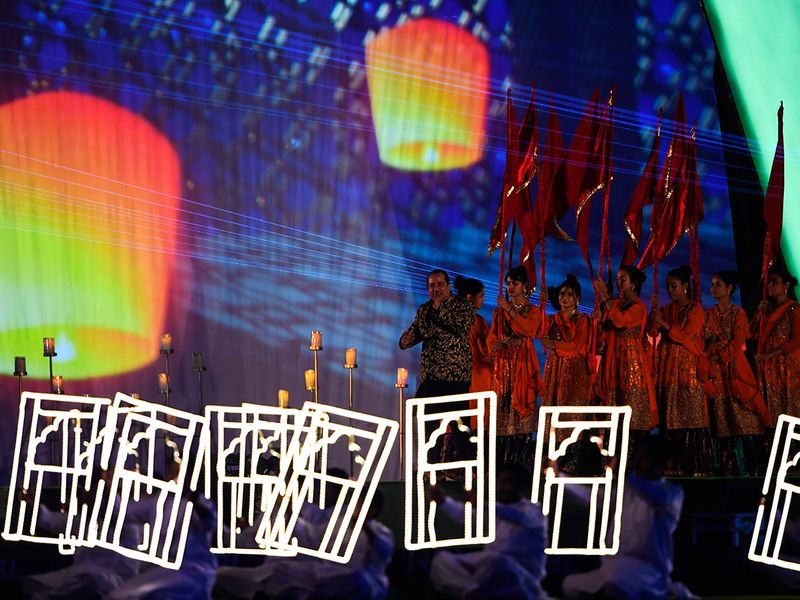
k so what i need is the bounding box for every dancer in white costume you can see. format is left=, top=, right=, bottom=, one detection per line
left=23, top=480, right=140, bottom=600
left=561, top=436, right=693, bottom=599
left=214, top=480, right=393, bottom=600
left=106, top=459, right=218, bottom=600
left=429, top=463, right=548, bottom=600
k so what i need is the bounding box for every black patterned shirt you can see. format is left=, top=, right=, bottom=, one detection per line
left=399, top=295, right=475, bottom=384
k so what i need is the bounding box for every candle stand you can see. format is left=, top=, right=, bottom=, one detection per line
left=395, top=372, right=408, bottom=479
left=344, top=350, right=357, bottom=476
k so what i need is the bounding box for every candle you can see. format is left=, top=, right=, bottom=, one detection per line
left=344, top=347, right=357, bottom=368
left=130, top=393, right=141, bottom=399
left=51, top=375, right=63, bottom=394
left=309, top=330, right=322, bottom=351
left=160, top=333, right=173, bottom=353
left=396, top=367, right=408, bottom=387
left=278, top=389, right=290, bottom=408
left=158, top=372, right=169, bottom=393
left=14, top=356, right=26, bottom=376
left=304, top=369, right=316, bottom=391
left=43, top=337, right=55, bottom=357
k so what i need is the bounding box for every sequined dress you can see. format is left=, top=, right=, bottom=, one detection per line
left=487, top=302, right=541, bottom=466
left=542, top=311, right=593, bottom=408
left=596, top=297, right=658, bottom=431
left=653, top=300, right=711, bottom=475
left=751, top=299, right=800, bottom=420
left=703, top=304, right=772, bottom=476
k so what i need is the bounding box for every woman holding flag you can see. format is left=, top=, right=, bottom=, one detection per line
left=541, top=274, right=593, bottom=410
left=750, top=264, right=800, bottom=421
left=487, top=266, right=541, bottom=467
left=594, top=265, right=658, bottom=434
left=703, top=270, right=771, bottom=476
left=650, top=265, right=712, bottom=476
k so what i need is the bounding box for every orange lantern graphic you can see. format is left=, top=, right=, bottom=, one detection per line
left=365, top=18, right=489, bottom=171
left=0, top=91, right=181, bottom=379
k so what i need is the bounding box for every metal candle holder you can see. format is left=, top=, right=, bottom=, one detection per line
left=192, top=352, right=208, bottom=414
left=308, top=331, right=322, bottom=404
left=43, top=337, right=57, bottom=392
left=13, top=356, right=27, bottom=400
left=160, top=334, right=174, bottom=407
left=344, top=349, right=357, bottom=476
left=395, top=371, right=408, bottom=479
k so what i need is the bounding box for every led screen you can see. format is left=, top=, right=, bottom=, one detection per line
left=0, top=1, right=737, bottom=477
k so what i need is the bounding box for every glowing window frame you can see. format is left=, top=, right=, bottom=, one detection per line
left=404, top=391, right=497, bottom=550
left=531, top=405, right=631, bottom=555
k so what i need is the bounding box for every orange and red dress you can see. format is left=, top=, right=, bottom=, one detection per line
left=703, top=304, right=772, bottom=475
left=542, top=311, right=593, bottom=409
left=653, top=300, right=711, bottom=475
left=468, top=313, right=493, bottom=428
left=654, top=300, right=708, bottom=429
left=487, top=302, right=542, bottom=466
left=751, top=299, right=800, bottom=420
left=596, top=297, right=658, bottom=432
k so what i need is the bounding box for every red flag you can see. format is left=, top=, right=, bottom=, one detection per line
left=763, top=101, right=785, bottom=263
left=515, top=86, right=540, bottom=285
left=533, top=98, right=569, bottom=241
left=517, top=85, right=538, bottom=193
left=517, top=97, right=567, bottom=283
left=488, top=91, right=522, bottom=256
left=559, top=88, right=612, bottom=278
left=637, top=95, right=690, bottom=269
left=622, top=109, right=662, bottom=266
left=563, top=88, right=602, bottom=212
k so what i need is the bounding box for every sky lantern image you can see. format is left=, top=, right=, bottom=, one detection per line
left=365, top=18, right=489, bottom=171
left=0, top=91, right=181, bottom=379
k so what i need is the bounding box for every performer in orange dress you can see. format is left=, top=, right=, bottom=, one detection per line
left=594, top=265, right=658, bottom=433
left=487, top=266, right=541, bottom=467
left=454, top=276, right=492, bottom=429
left=750, top=264, right=800, bottom=420
left=541, top=274, right=594, bottom=474
left=703, top=270, right=771, bottom=476
left=650, top=265, right=712, bottom=476
left=541, top=274, right=593, bottom=409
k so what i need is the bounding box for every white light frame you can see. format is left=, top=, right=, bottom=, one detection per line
left=403, top=391, right=497, bottom=550
left=90, top=392, right=206, bottom=570
left=749, top=413, right=800, bottom=571
left=2, top=393, right=110, bottom=553
left=203, top=403, right=302, bottom=555
left=532, top=405, right=631, bottom=555
left=255, top=401, right=398, bottom=563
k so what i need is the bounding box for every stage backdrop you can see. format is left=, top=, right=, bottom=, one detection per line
left=0, top=0, right=739, bottom=477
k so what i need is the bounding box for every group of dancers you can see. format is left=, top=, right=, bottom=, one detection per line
left=23, top=463, right=393, bottom=600
left=402, top=262, right=800, bottom=477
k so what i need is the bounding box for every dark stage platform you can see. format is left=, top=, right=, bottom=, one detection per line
left=0, top=478, right=796, bottom=598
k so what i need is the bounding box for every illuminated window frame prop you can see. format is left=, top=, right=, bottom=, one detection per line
left=749, top=413, right=800, bottom=571
left=404, top=391, right=497, bottom=550
left=531, top=406, right=631, bottom=555
left=2, top=392, right=110, bottom=553
left=254, top=402, right=398, bottom=563
left=91, top=392, right=206, bottom=570
left=203, top=403, right=302, bottom=555
left=3, top=394, right=397, bottom=567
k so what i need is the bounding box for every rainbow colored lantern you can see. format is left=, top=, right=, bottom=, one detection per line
left=0, top=91, right=181, bottom=379
left=365, top=18, right=489, bottom=171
